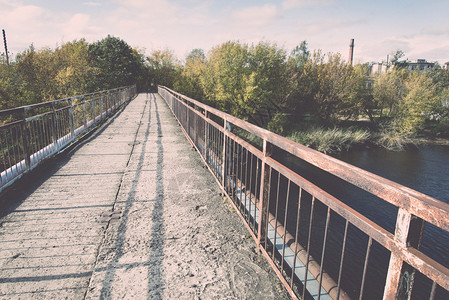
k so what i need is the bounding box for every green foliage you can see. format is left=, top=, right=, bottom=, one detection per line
left=394, top=71, right=440, bottom=134
left=54, top=40, right=98, bottom=97
left=3, top=36, right=449, bottom=150
left=174, top=49, right=206, bottom=100
left=372, top=69, right=408, bottom=118
left=267, top=112, right=289, bottom=134
left=390, top=49, right=405, bottom=64
left=88, top=35, right=142, bottom=89
left=176, top=41, right=289, bottom=126
left=0, top=36, right=150, bottom=111
left=147, top=49, right=180, bottom=89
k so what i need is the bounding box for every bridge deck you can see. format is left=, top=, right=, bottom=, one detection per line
left=0, top=93, right=288, bottom=299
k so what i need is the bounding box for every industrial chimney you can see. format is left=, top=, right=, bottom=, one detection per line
left=349, top=38, right=354, bottom=66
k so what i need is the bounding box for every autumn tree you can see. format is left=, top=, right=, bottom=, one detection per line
left=174, top=49, right=206, bottom=101
left=198, top=41, right=289, bottom=126
left=394, top=71, right=440, bottom=134
left=147, top=49, right=180, bottom=89
left=14, top=45, right=60, bottom=103
left=54, top=39, right=97, bottom=97
left=372, top=69, right=409, bottom=119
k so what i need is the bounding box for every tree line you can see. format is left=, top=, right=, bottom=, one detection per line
left=171, top=41, right=449, bottom=140
left=2, top=37, right=449, bottom=150
left=0, top=35, right=154, bottom=110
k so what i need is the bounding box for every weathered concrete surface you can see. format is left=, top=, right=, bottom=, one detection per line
left=0, top=93, right=288, bottom=299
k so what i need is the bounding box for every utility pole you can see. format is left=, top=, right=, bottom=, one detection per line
left=2, top=29, right=10, bottom=65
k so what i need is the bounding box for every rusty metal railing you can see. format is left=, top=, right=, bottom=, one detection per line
left=159, top=86, right=449, bottom=300
left=0, top=85, right=137, bottom=193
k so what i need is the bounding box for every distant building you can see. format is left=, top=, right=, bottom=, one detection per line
left=370, top=62, right=389, bottom=76
left=443, top=62, right=449, bottom=69
left=396, top=59, right=435, bottom=71
left=369, top=58, right=438, bottom=76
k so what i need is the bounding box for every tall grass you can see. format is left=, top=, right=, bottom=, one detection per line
left=288, top=127, right=371, bottom=154
left=374, top=129, right=413, bottom=151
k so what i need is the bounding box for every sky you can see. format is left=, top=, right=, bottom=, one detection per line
left=2, top=0, right=449, bottom=64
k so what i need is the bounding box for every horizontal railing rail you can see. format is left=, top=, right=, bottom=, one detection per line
left=158, top=85, right=449, bottom=300
left=0, top=85, right=137, bottom=193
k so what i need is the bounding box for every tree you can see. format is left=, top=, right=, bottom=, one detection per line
left=394, top=71, right=439, bottom=134
left=373, top=69, right=408, bottom=119
left=198, top=41, right=289, bottom=126
left=201, top=41, right=249, bottom=115
left=88, top=35, right=142, bottom=89
left=174, top=49, right=206, bottom=101
left=147, top=49, right=180, bottom=89
left=289, top=40, right=310, bottom=69
left=242, top=42, right=289, bottom=125
left=186, top=48, right=205, bottom=63
left=15, top=45, right=59, bottom=103
left=390, top=49, right=405, bottom=64
left=132, top=48, right=152, bottom=92
left=54, top=39, right=97, bottom=97
left=339, top=64, right=374, bottom=122
left=305, top=51, right=353, bottom=124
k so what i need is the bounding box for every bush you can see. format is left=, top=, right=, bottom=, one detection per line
left=267, top=112, right=290, bottom=135
left=374, top=126, right=412, bottom=151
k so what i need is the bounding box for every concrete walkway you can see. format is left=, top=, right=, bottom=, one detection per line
left=0, top=93, right=288, bottom=299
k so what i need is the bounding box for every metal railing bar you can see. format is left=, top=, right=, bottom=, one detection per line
left=359, top=237, right=373, bottom=300
left=264, top=166, right=273, bottom=250
left=253, top=158, right=260, bottom=231
left=248, top=153, right=254, bottom=225
left=303, top=196, right=316, bottom=300
left=318, top=207, right=331, bottom=300
left=1, top=86, right=136, bottom=193
left=158, top=86, right=449, bottom=299
left=239, top=144, right=244, bottom=211
left=291, top=187, right=303, bottom=289
left=0, top=119, right=23, bottom=130
left=158, top=86, right=449, bottom=232
left=281, top=179, right=291, bottom=275
left=337, top=220, right=349, bottom=300
left=429, top=282, right=437, bottom=300
left=244, top=148, right=249, bottom=219
left=272, top=171, right=281, bottom=261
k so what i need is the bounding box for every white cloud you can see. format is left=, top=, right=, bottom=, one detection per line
left=282, top=0, right=333, bottom=9
left=1, top=1, right=58, bottom=52
left=63, top=13, right=103, bottom=41
left=83, top=2, right=101, bottom=6
left=232, top=4, right=280, bottom=26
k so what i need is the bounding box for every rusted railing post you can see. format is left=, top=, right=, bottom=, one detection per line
left=222, top=118, right=227, bottom=187
left=19, top=108, right=31, bottom=170
left=50, top=103, right=57, bottom=152
left=91, top=94, right=96, bottom=126
left=82, top=101, right=87, bottom=132
left=257, top=139, right=273, bottom=249
left=186, top=101, right=190, bottom=137
left=204, top=111, right=209, bottom=159
left=383, top=208, right=425, bottom=299
left=99, top=93, right=103, bottom=121
left=68, top=99, right=75, bottom=139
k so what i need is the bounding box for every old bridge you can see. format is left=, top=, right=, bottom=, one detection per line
left=0, top=86, right=448, bottom=299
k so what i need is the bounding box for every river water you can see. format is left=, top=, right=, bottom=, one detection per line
left=274, top=145, right=449, bottom=299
